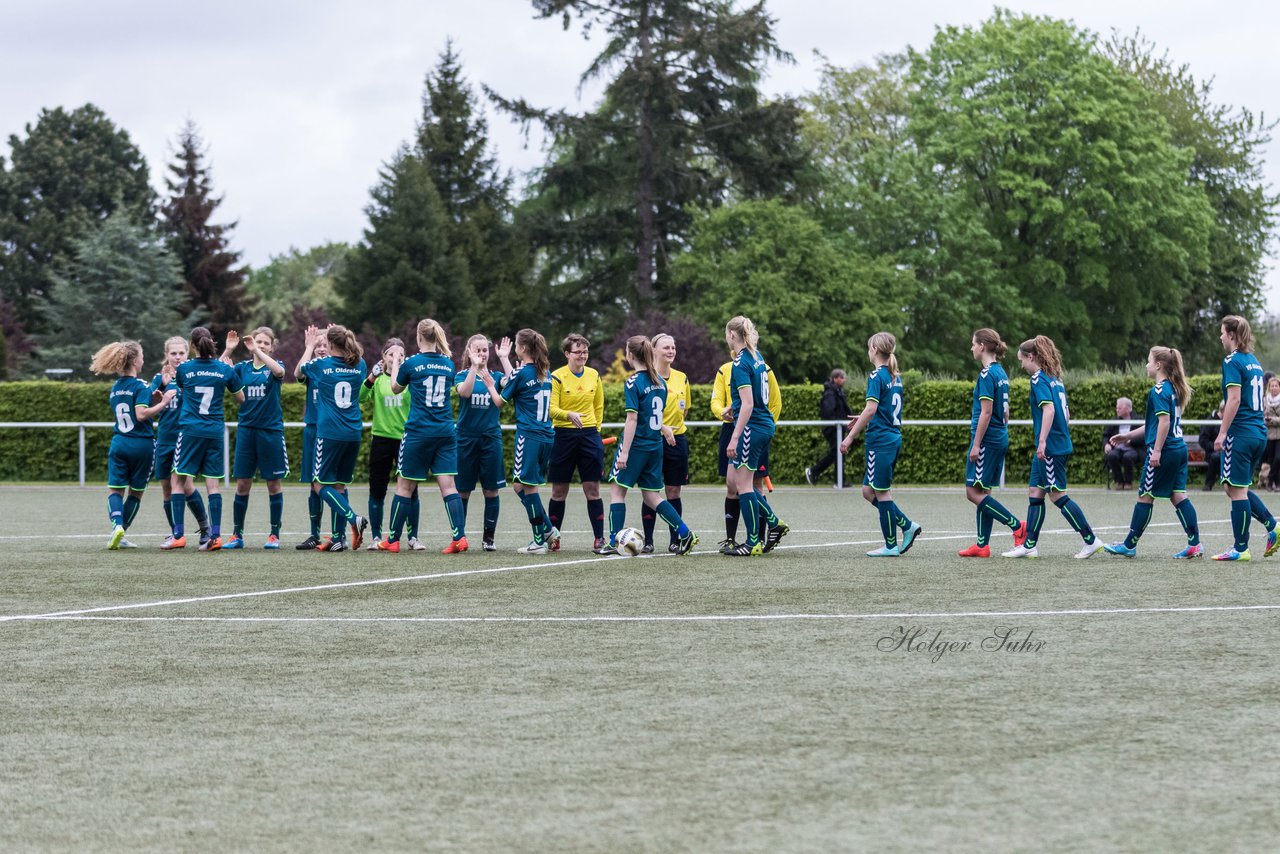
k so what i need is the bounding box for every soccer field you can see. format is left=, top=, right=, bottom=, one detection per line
left=3, top=484, right=1279, bottom=850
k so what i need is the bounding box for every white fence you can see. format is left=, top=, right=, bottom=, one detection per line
left=0, top=419, right=1222, bottom=487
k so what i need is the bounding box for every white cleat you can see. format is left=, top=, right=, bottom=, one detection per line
left=407, top=536, right=428, bottom=552
left=518, top=539, right=549, bottom=555
left=118, top=538, right=139, bottom=549
left=1002, top=544, right=1039, bottom=559
left=1074, top=540, right=1105, bottom=560
left=366, top=536, right=382, bottom=551
left=108, top=525, right=125, bottom=550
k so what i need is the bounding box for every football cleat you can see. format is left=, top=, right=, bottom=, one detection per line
left=108, top=525, right=125, bottom=550
left=263, top=535, right=280, bottom=550
left=1002, top=544, right=1039, bottom=559
left=518, top=539, right=549, bottom=555
left=592, top=537, right=608, bottom=555
left=676, top=531, right=698, bottom=556
left=366, top=536, right=382, bottom=551
left=866, top=545, right=901, bottom=557
left=408, top=536, right=428, bottom=552
left=668, top=541, right=681, bottom=553
left=546, top=526, right=561, bottom=551
left=349, top=516, right=367, bottom=551
left=805, top=467, right=815, bottom=486
left=899, top=522, right=923, bottom=555
left=550, top=537, right=561, bottom=552
left=957, top=544, right=990, bottom=558
left=1211, top=548, right=1250, bottom=561
left=717, top=538, right=738, bottom=555
left=376, top=539, right=400, bottom=553
left=160, top=535, right=186, bottom=550
left=482, top=539, right=497, bottom=552
left=1012, top=520, right=1029, bottom=547
left=723, top=541, right=763, bottom=557
left=640, top=543, right=654, bottom=554
left=1103, top=542, right=1137, bottom=558
left=1075, top=540, right=1105, bottom=560
left=763, top=521, right=790, bottom=553
left=222, top=536, right=245, bottom=550
left=316, top=537, right=334, bottom=552
left=295, top=535, right=321, bottom=550
left=1172, top=544, right=1204, bottom=559
left=442, top=537, right=469, bottom=554
left=326, top=539, right=347, bottom=552
left=1266, top=528, right=1278, bottom=558
left=199, top=536, right=222, bottom=552
left=118, top=538, right=139, bottom=549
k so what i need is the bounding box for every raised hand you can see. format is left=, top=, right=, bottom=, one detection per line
left=225, top=330, right=240, bottom=352
left=496, top=337, right=513, bottom=360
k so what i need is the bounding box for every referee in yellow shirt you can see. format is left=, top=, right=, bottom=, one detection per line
left=548, top=333, right=607, bottom=552
left=711, top=352, right=782, bottom=552
left=640, top=333, right=692, bottom=553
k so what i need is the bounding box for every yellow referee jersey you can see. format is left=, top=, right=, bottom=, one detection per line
left=659, top=369, right=690, bottom=435
left=550, top=364, right=605, bottom=429
left=711, top=361, right=781, bottom=422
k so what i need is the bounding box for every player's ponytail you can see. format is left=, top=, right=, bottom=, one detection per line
left=1222, top=315, right=1254, bottom=353
left=516, top=328, right=550, bottom=383
left=416, top=318, right=452, bottom=358
left=190, top=327, right=218, bottom=359
left=972, top=328, right=1008, bottom=360
left=327, top=324, right=363, bottom=367
left=868, top=332, right=900, bottom=379
left=626, top=335, right=661, bottom=385
left=1151, top=346, right=1192, bottom=410
left=1019, top=336, right=1064, bottom=379
left=726, top=316, right=759, bottom=357
left=89, top=340, right=142, bottom=376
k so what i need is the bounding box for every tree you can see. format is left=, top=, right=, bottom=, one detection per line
left=0, top=298, right=33, bottom=378
left=162, top=120, right=249, bottom=341
left=245, top=242, right=350, bottom=335
left=672, top=199, right=912, bottom=383
left=596, top=309, right=722, bottom=383
left=38, top=211, right=184, bottom=376
left=0, top=105, right=155, bottom=335
left=490, top=0, right=808, bottom=336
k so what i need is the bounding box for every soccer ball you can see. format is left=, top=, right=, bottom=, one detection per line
left=616, top=527, right=644, bottom=556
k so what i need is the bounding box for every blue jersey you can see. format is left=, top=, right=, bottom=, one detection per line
left=175, top=358, right=243, bottom=439
left=301, top=356, right=367, bottom=441
left=624, top=371, right=667, bottom=452
left=730, top=349, right=775, bottom=437
left=396, top=353, right=456, bottom=439
left=501, top=363, right=553, bottom=439
left=148, top=373, right=182, bottom=445
left=1144, top=381, right=1186, bottom=451
left=455, top=369, right=503, bottom=437
left=233, top=360, right=285, bottom=430
left=298, top=360, right=323, bottom=426
left=1221, top=351, right=1267, bottom=440
left=109, top=377, right=155, bottom=440
left=864, top=365, right=903, bottom=444
left=970, top=363, right=1009, bottom=443
left=1029, top=372, right=1073, bottom=456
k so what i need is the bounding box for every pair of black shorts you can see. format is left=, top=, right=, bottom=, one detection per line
left=550, top=428, right=605, bottom=483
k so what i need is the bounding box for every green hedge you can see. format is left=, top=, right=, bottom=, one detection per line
left=0, top=375, right=1222, bottom=484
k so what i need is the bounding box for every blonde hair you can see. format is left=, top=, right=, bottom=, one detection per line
left=726, top=316, right=759, bottom=357
left=251, top=326, right=276, bottom=343
left=89, top=340, right=142, bottom=376
left=516, top=328, right=550, bottom=383
left=163, top=335, right=187, bottom=355
left=327, top=324, right=363, bottom=367
left=1222, top=315, right=1255, bottom=353
left=972, top=328, right=1008, bottom=359
left=1019, top=336, right=1064, bottom=378
left=465, top=333, right=489, bottom=351
left=868, top=331, right=900, bottom=379
left=626, top=335, right=661, bottom=384
left=1150, top=346, right=1192, bottom=409
left=416, top=318, right=451, bottom=358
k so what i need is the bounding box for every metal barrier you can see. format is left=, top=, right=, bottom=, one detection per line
left=0, top=418, right=1223, bottom=487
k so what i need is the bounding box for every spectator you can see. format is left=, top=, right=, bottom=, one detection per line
left=1264, top=375, right=1280, bottom=491
left=1198, top=404, right=1223, bottom=491
left=1102, top=397, right=1142, bottom=489
left=806, top=368, right=853, bottom=486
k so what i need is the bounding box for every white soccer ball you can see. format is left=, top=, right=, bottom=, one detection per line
left=616, top=527, right=644, bottom=556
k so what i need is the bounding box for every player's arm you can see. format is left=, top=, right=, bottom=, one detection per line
left=390, top=354, right=409, bottom=395
left=841, top=399, right=878, bottom=452
left=766, top=369, right=782, bottom=421
left=728, top=383, right=753, bottom=458
left=294, top=326, right=319, bottom=382
left=481, top=370, right=506, bottom=408
left=1216, top=386, right=1241, bottom=451
left=617, top=383, right=641, bottom=468
left=711, top=366, right=729, bottom=421
left=1149, top=413, right=1170, bottom=467
left=970, top=397, right=993, bottom=462
left=136, top=386, right=175, bottom=421
left=457, top=363, right=480, bottom=398
left=593, top=373, right=605, bottom=427
left=1035, top=401, right=1054, bottom=460
left=220, top=330, right=239, bottom=367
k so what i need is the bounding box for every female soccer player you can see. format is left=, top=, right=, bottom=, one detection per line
left=1212, top=315, right=1277, bottom=560
left=547, top=334, right=606, bottom=553
left=958, top=329, right=1026, bottom=557
left=166, top=326, right=245, bottom=551
left=220, top=327, right=287, bottom=550
left=645, top=332, right=691, bottom=553
left=299, top=325, right=368, bottom=552
left=1103, top=347, right=1203, bottom=559
left=293, top=326, right=331, bottom=549
left=496, top=329, right=559, bottom=554
left=711, top=347, right=782, bottom=553
left=603, top=335, right=697, bottom=555
left=1002, top=336, right=1102, bottom=559
left=149, top=335, right=187, bottom=547
left=377, top=319, right=468, bottom=554
left=91, top=341, right=175, bottom=549
left=840, top=332, right=923, bottom=557
left=455, top=334, right=507, bottom=552
left=723, top=316, right=789, bottom=557
left=361, top=337, right=424, bottom=550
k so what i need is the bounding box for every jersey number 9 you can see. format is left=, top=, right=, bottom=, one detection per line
left=335, top=382, right=353, bottom=409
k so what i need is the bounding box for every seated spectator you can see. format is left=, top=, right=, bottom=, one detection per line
left=1102, top=397, right=1142, bottom=489
left=1198, top=404, right=1222, bottom=491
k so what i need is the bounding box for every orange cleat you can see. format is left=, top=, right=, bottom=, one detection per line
left=442, top=537, right=469, bottom=555
left=199, top=536, right=222, bottom=552
left=1012, top=520, right=1028, bottom=547
left=958, top=543, right=991, bottom=558
left=316, top=537, right=334, bottom=552
left=160, top=535, right=186, bottom=550
left=376, top=539, right=400, bottom=553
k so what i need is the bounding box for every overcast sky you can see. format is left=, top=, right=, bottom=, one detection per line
left=3, top=0, right=1277, bottom=306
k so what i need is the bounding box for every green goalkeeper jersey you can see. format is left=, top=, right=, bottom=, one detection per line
left=360, top=372, right=409, bottom=440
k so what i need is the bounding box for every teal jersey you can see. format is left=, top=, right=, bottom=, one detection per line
left=455, top=369, right=503, bottom=437
left=730, top=349, right=775, bottom=437
left=501, top=363, right=553, bottom=439
left=301, top=356, right=367, bottom=441
left=864, top=365, right=903, bottom=444
left=148, top=373, right=182, bottom=444
left=1221, top=351, right=1267, bottom=440
left=396, top=352, right=457, bottom=439
left=233, top=359, right=285, bottom=429
left=298, top=359, right=322, bottom=426
left=970, top=363, right=1009, bottom=442
left=623, top=370, right=667, bottom=452
left=1029, top=372, right=1073, bottom=456
left=175, top=358, right=243, bottom=438
left=109, top=377, right=155, bottom=440
left=1144, top=381, right=1186, bottom=451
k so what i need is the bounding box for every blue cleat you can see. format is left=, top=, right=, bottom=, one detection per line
left=866, top=545, right=901, bottom=557
left=899, top=522, right=924, bottom=555
left=222, top=536, right=245, bottom=550
left=1266, top=528, right=1278, bottom=558
left=1172, top=544, right=1203, bottom=559
left=1211, top=548, right=1251, bottom=562
left=1103, top=542, right=1137, bottom=558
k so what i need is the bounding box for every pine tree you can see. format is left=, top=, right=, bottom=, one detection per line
left=162, top=121, right=249, bottom=340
